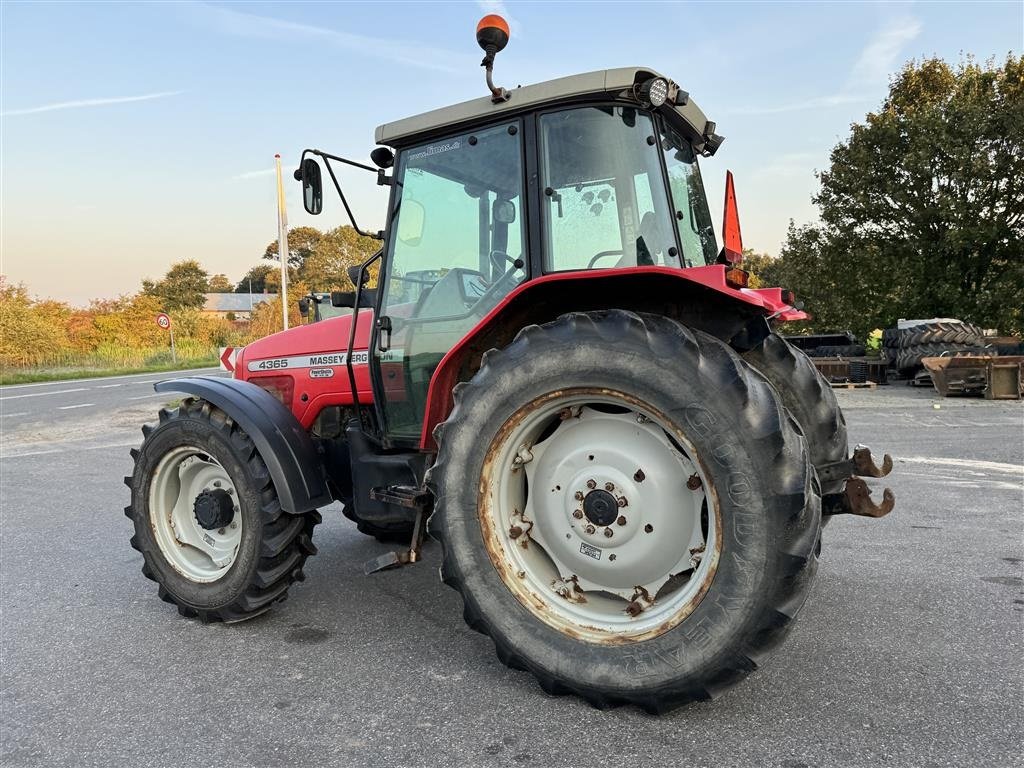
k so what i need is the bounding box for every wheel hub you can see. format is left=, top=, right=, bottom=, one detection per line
left=582, top=488, right=617, bottom=526
left=193, top=489, right=235, bottom=530
left=148, top=447, right=243, bottom=583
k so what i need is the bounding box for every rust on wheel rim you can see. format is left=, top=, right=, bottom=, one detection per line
left=478, top=388, right=722, bottom=644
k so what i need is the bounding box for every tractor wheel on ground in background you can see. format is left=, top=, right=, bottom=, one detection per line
left=428, top=310, right=821, bottom=713
left=742, top=333, right=849, bottom=496
left=895, top=343, right=988, bottom=372
left=897, top=321, right=983, bottom=348
left=125, top=398, right=319, bottom=622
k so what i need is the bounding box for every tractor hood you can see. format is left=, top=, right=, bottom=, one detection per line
left=235, top=311, right=373, bottom=381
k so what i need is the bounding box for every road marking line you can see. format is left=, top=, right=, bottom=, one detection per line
left=96, top=383, right=124, bottom=388
left=128, top=393, right=168, bottom=400
left=898, top=456, right=1024, bottom=476
left=0, top=367, right=220, bottom=391
left=0, top=412, right=29, bottom=418
left=0, top=440, right=139, bottom=459
left=57, top=403, right=94, bottom=410
left=0, top=387, right=88, bottom=401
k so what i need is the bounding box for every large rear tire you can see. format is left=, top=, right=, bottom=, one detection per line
left=125, top=398, right=319, bottom=622
left=428, top=311, right=820, bottom=712
left=742, top=333, right=849, bottom=496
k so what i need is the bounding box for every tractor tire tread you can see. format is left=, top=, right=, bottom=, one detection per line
left=428, top=310, right=819, bottom=713
left=126, top=400, right=319, bottom=623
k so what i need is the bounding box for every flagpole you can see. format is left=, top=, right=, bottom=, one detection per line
left=274, top=153, right=290, bottom=330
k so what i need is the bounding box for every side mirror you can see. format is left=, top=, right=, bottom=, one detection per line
left=493, top=199, right=516, bottom=224
left=397, top=199, right=426, bottom=246
left=299, top=158, right=322, bottom=215
left=370, top=147, right=394, bottom=169
left=298, top=297, right=310, bottom=317
left=347, top=265, right=365, bottom=288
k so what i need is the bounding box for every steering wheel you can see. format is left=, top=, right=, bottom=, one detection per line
left=490, top=249, right=517, bottom=269
left=587, top=250, right=624, bottom=269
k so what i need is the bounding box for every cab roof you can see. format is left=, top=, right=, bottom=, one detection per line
left=374, top=67, right=715, bottom=150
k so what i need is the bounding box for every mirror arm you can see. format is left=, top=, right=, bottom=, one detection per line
left=317, top=153, right=385, bottom=241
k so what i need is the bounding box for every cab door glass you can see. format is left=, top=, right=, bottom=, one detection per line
left=378, top=122, right=526, bottom=442
left=539, top=106, right=678, bottom=272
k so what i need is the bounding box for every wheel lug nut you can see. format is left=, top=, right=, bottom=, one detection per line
left=218, top=528, right=226, bottom=535
left=585, top=524, right=596, bottom=535
left=604, top=482, right=615, bottom=491
left=617, top=496, right=628, bottom=507
left=644, top=524, right=654, bottom=533
left=574, top=491, right=584, bottom=501
left=586, top=479, right=596, bottom=489
left=572, top=510, right=584, bottom=519
left=616, top=515, right=627, bottom=526
left=603, top=528, right=613, bottom=538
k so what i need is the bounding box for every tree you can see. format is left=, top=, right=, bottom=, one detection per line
left=262, top=226, right=322, bottom=270
left=207, top=273, right=233, bottom=292
left=142, top=260, right=210, bottom=311
left=300, top=226, right=379, bottom=290
left=0, top=278, right=72, bottom=366
left=740, top=248, right=777, bottom=289
left=235, top=264, right=275, bottom=294
left=774, top=55, right=1023, bottom=337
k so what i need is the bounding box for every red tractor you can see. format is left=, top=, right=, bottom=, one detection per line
left=125, top=16, right=893, bottom=712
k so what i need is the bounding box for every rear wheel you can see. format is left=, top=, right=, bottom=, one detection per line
left=429, top=311, right=820, bottom=712
left=742, top=333, right=849, bottom=496
left=125, top=398, right=319, bottom=622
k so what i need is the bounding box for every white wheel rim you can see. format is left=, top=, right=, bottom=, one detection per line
left=480, top=390, right=721, bottom=642
left=148, top=445, right=243, bottom=583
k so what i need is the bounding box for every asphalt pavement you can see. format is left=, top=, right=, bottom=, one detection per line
left=1, top=379, right=1022, bottom=767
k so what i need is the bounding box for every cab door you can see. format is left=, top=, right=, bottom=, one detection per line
left=373, top=120, right=527, bottom=445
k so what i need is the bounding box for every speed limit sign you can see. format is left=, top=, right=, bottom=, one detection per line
left=156, top=313, right=171, bottom=329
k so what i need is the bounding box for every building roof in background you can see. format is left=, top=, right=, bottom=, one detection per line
left=203, top=293, right=276, bottom=312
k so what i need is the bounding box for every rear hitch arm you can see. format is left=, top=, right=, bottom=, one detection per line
left=820, top=445, right=896, bottom=519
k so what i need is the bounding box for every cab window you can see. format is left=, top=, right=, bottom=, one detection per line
left=539, top=106, right=678, bottom=272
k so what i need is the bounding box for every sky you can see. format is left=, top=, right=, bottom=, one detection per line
left=1, top=0, right=1021, bottom=306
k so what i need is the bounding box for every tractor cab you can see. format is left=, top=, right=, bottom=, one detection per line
left=296, top=53, right=736, bottom=447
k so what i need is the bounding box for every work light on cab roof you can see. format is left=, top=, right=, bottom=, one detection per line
left=124, top=11, right=896, bottom=716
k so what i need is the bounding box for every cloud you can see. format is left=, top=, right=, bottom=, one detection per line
left=727, top=14, right=921, bottom=116
left=845, top=15, right=922, bottom=90
left=193, top=3, right=470, bottom=74
left=2, top=90, right=182, bottom=117
left=232, top=168, right=277, bottom=181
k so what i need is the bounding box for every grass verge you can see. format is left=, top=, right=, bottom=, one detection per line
left=0, top=357, right=219, bottom=386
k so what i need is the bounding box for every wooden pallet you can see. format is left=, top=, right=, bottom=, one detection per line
left=829, top=381, right=878, bottom=390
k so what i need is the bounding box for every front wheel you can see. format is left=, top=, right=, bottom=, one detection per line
left=428, top=311, right=821, bottom=712
left=125, top=399, right=319, bottom=622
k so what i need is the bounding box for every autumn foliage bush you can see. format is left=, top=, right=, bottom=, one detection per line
left=0, top=277, right=255, bottom=371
